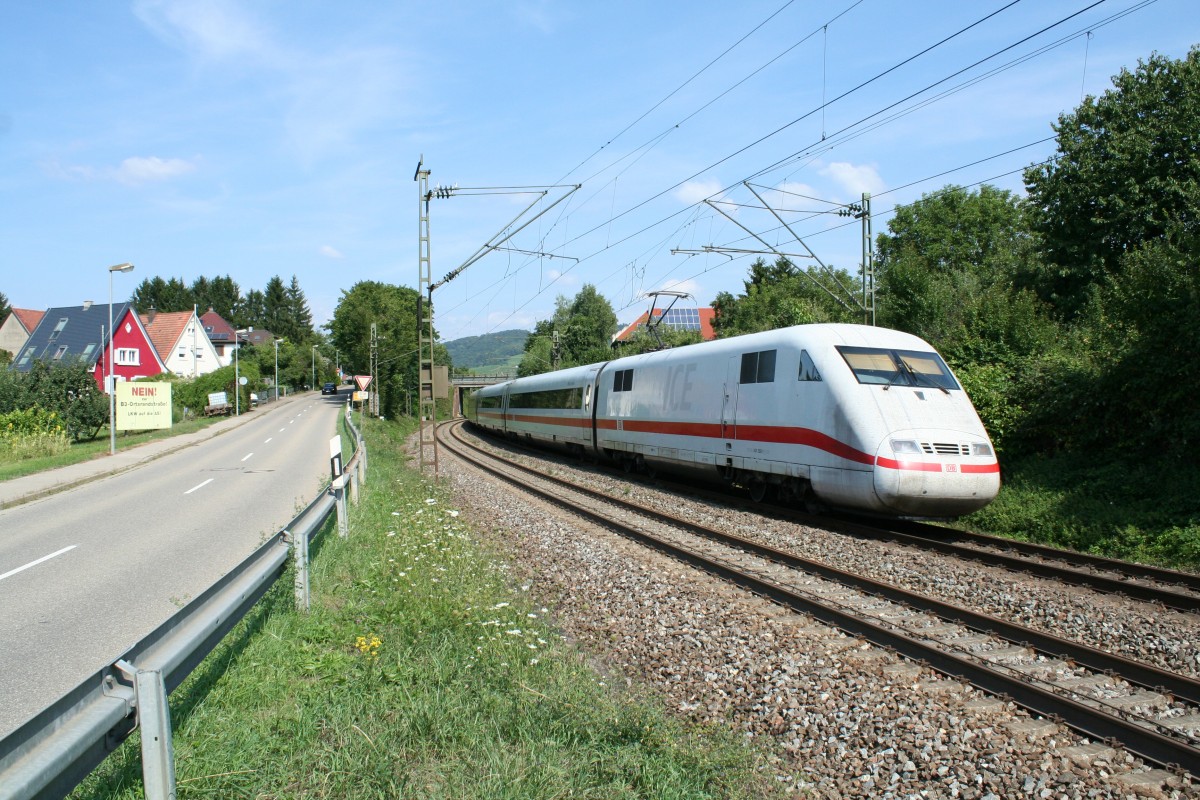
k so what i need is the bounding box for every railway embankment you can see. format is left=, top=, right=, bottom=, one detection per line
left=72, top=417, right=764, bottom=799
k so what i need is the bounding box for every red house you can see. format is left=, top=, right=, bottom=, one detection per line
left=13, top=302, right=166, bottom=391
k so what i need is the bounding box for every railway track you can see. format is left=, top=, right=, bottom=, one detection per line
left=441, top=419, right=1200, bottom=778
left=466, top=420, right=1200, bottom=612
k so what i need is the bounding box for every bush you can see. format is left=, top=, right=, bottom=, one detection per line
left=0, top=407, right=70, bottom=460
left=0, top=360, right=108, bottom=441
left=160, top=362, right=264, bottom=418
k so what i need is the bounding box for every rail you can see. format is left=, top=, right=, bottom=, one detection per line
left=443, top=420, right=1200, bottom=778
left=0, top=403, right=367, bottom=800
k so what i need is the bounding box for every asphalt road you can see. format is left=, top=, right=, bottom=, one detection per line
left=0, top=392, right=347, bottom=738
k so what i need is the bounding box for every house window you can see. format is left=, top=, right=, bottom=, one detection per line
left=48, top=317, right=68, bottom=342
left=612, top=369, right=634, bottom=392
left=17, top=346, right=34, bottom=367
left=80, top=343, right=96, bottom=361
left=740, top=349, right=777, bottom=384
left=53, top=345, right=69, bottom=360
left=116, top=348, right=140, bottom=366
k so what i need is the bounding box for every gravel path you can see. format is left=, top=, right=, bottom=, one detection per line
left=439, top=427, right=1199, bottom=798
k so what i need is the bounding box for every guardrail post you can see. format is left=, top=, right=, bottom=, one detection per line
left=349, top=467, right=360, bottom=506
left=114, top=660, right=176, bottom=800
left=291, top=529, right=310, bottom=612
left=334, top=480, right=349, bottom=538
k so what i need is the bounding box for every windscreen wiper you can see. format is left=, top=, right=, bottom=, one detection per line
left=899, top=358, right=949, bottom=394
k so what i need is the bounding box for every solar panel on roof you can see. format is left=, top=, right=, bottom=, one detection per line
left=659, top=308, right=701, bottom=330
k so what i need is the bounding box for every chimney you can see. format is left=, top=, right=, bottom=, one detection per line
left=82, top=300, right=93, bottom=310
left=146, top=305, right=157, bottom=325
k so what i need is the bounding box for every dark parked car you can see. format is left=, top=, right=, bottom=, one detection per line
left=321, top=382, right=337, bottom=395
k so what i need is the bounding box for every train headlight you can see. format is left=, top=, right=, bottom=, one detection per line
left=972, top=443, right=994, bottom=457
left=890, top=439, right=921, bottom=454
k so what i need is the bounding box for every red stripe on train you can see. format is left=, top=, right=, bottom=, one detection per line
left=487, top=414, right=999, bottom=473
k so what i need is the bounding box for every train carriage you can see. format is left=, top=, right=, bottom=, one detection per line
left=470, top=324, right=999, bottom=518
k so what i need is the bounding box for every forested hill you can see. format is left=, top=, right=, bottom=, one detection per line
left=444, top=329, right=528, bottom=373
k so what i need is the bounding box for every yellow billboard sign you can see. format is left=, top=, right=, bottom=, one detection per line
left=116, top=382, right=173, bottom=431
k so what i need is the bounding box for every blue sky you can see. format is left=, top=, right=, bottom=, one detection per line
left=2, top=1, right=1194, bottom=341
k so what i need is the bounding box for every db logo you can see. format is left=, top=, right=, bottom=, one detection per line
left=943, top=463, right=959, bottom=473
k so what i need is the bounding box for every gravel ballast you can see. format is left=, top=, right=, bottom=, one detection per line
left=439, top=428, right=1198, bottom=799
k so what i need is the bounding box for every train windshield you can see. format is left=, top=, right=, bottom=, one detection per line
left=836, top=346, right=959, bottom=391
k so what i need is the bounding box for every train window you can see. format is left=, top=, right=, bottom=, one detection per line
left=509, top=387, right=584, bottom=408
left=612, top=369, right=634, bottom=392
left=478, top=395, right=503, bottom=409
left=836, top=346, right=959, bottom=390
left=797, top=350, right=822, bottom=381
left=739, top=350, right=776, bottom=384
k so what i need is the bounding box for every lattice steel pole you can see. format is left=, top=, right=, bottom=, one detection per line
left=415, top=158, right=438, bottom=474
left=860, top=192, right=875, bottom=326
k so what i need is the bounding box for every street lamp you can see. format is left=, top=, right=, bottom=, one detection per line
left=274, top=338, right=285, bottom=401
left=108, top=262, right=134, bottom=456
left=311, top=344, right=317, bottom=391
left=234, top=339, right=241, bottom=416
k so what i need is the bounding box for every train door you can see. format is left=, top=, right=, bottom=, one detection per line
left=721, top=355, right=739, bottom=447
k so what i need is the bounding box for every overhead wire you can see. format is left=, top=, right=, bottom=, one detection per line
left=454, top=0, right=1154, bottom=338
left=561, top=0, right=1131, bottom=297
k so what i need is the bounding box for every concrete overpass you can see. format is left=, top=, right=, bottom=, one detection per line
left=450, top=373, right=511, bottom=417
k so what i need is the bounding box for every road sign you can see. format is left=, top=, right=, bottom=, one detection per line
left=354, top=375, right=373, bottom=391
left=116, top=382, right=173, bottom=431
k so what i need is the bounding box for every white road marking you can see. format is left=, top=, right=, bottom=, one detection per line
left=241, top=452, right=254, bottom=462
left=264, top=438, right=273, bottom=444
left=0, top=545, right=78, bottom=583
left=184, top=478, right=214, bottom=495
left=279, top=428, right=285, bottom=433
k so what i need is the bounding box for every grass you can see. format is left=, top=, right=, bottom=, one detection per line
left=0, top=416, right=230, bottom=482
left=963, top=449, right=1200, bottom=572
left=71, top=416, right=768, bottom=799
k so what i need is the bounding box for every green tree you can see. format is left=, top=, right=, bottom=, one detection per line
left=1088, top=234, right=1200, bottom=452
left=711, top=256, right=858, bottom=337
left=516, top=285, right=618, bottom=375
left=328, top=281, right=440, bottom=418
left=614, top=326, right=702, bottom=356
left=10, top=360, right=109, bottom=441
left=130, top=276, right=194, bottom=312
left=187, top=275, right=243, bottom=320
left=875, top=185, right=1056, bottom=364
left=0, top=290, right=10, bottom=321
left=286, top=275, right=314, bottom=341
left=237, top=289, right=267, bottom=331
left=263, top=276, right=291, bottom=338
left=1024, top=46, right=1200, bottom=318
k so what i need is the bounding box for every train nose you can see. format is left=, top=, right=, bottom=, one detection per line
left=872, top=431, right=1000, bottom=517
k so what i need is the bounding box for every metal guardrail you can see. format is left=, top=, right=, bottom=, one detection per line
left=0, top=404, right=367, bottom=800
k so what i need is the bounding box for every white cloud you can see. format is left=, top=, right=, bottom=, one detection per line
left=817, top=161, right=885, bottom=198
left=768, top=181, right=823, bottom=211
left=134, top=0, right=276, bottom=63
left=674, top=179, right=725, bottom=207
left=116, top=156, right=198, bottom=184
left=655, top=278, right=700, bottom=296
left=135, top=0, right=409, bottom=165
left=44, top=155, right=199, bottom=185
left=319, top=245, right=344, bottom=260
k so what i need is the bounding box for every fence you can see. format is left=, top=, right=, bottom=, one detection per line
left=0, top=405, right=367, bottom=800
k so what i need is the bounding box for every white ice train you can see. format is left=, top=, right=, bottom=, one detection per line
left=469, top=324, right=1000, bottom=518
